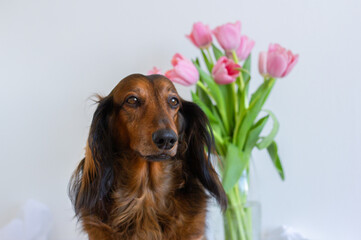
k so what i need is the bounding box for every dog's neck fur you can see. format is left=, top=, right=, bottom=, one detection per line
left=109, top=156, right=186, bottom=238
left=114, top=155, right=184, bottom=198
left=80, top=152, right=207, bottom=240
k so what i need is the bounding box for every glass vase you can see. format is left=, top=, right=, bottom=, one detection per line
left=223, top=170, right=261, bottom=240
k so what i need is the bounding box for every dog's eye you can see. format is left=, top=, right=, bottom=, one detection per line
left=169, top=97, right=179, bottom=108
left=126, top=96, right=139, bottom=106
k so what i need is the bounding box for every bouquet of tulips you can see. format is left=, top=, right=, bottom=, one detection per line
left=149, top=21, right=298, bottom=240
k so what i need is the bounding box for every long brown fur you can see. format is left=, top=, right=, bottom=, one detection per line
left=69, top=74, right=227, bottom=240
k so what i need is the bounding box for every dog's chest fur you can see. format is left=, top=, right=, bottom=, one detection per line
left=102, top=158, right=208, bottom=240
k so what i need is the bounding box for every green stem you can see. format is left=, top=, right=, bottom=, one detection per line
left=196, top=81, right=230, bottom=131
left=230, top=82, right=237, bottom=123
left=234, top=186, right=249, bottom=239
left=213, top=130, right=224, bottom=145
left=235, top=189, right=248, bottom=240
left=227, top=187, right=247, bottom=240
left=225, top=209, right=237, bottom=240
left=232, top=50, right=239, bottom=63
left=246, top=207, right=253, bottom=240
left=231, top=50, right=248, bottom=147
left=206, top=48, right=214, bottom=65
left=244, top=168, right=253, bottom=240
left=241, top=68, right=251, bottom=77
left=196, top=79, right=230, bottom=134
left=235, top=78, right=276, bottom=148
left=232, top=51, right=245, bottom=91
left=241, top=207, right=252, bottom=240
left=232, top=109, right=246, bottom=145
left=196, top=81, right=212, bottom=97
left=213, top=131, right=226, bottom=156
left=224, top=164, right=256, bottom=240
left=240, top=72, right=248, bottom=109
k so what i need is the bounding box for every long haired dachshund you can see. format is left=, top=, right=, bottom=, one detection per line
left=69, top=74, right=227, bottom=240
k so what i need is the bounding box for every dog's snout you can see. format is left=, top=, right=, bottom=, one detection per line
left=152, top=129, right=178, bottom=150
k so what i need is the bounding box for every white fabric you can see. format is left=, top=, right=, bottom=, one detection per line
left=0, top=199, right=52, bottom=240
left=265, top=226, right=309, bottom=240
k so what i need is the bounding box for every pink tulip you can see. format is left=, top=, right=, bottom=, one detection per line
left=165, top=53, right=199, bottom=86
left=147, top=67, right=163, bottom=75
left=258, top=52, right=267, bottom=76
left=186, top=22, right=213, bottom=49
left=227, top=35, right=255, bottom=61
left=213, top=21, right=241, bottom=51
left=258, top=44, right=299, bottom=78
left=212, top=56, right=241, bottom=85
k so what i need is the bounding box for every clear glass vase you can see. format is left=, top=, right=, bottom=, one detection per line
left=223, top=201, right=261, bottom=240
left=223, top=170, right=261, bottom=240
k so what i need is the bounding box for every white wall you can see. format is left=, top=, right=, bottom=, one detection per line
left=0, top=0, right=360, bottom=239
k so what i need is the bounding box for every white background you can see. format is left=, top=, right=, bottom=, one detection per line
left=1, top=0, right=360, bottom=239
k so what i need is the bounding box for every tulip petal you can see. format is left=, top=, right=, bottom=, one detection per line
left=261, top=43, right=298, bottom=78
left=187, top=22, right=212, bottom=49
left=171, top=53, right=184, bottom=66
left=174, top=61, right=198, bottom=83
left=166, top=53, right=199, bottom=86
left=147, top=67, right=162, bottom=75
left=258, top=52, right=268, bottom=76
left=267, top=52, right=288, bottom=78
left=212, top=56, right=239, bottom=84
left=165, top=69, right=192, bottom=86
left=282, top=54, right=299, bottom=77
left=236, top=35, right=255, bottom=61
left=268, top=43, right=282, bottom=52
left=213, top=21, right=242, bottom=51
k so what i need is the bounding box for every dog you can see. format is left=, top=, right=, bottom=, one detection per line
left=69, top=74, right=227, bottom=240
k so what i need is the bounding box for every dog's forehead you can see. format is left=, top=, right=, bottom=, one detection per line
left=152, top=77, right=178, bottom=94
left=111, top=74, right=178, bottom=103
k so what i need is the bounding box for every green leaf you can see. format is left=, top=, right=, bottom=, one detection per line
left=242, top=54, right=251, bottom=78
left=241, top=54, right=251, bottom=95
left=196, top=68, right=223, bottom=107
left=212, top=130, right=227, bottom=156
left=201, top=49, right=213, bottom=73
left=211, top=106, right=227, bottom=136
left=191, top=92, right=217, bottom=123
left=250, top=77, right=273, bottom=104
left=218, top=83, right=236, bottom=131
left=196, top=84, right=213, bottom=111
left=222, top=144, right=249, bottom=193
left=244, top=115, right=269, bottom=155
left=234, top=78, right=276, bottom=148
left=256, top=110, right=280, bottom=149
left=193, top=62, right=229, bottom=133
left=243, top=73, right=251, bottom=87
left=195, top=57, right=200, bottom=67
left=267, top=141, right=285, bottom=180
left=212, top=43, right=224, bottom=60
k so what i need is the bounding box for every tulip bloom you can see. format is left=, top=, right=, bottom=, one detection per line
left=227, top=35, right=255, bottom=61
left=186, top=22, right=213, bottom=49
left=212, top=56, right=241, bottom=85
left=147, top=67, right=163, bottom=75
left=213, top=21, right=241, bottom=51
left=259, top=44, right=299, bottom=78
left=258, top=52, right=268, bottom=76
left=165, top=53, right=199, bottom=86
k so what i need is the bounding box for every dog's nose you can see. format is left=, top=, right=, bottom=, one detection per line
left=152, top=129, right=178, bottom=150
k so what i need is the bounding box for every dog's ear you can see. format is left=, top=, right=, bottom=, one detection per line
left=69, top=96, right=114, bottom=216
left=179, top=100, right=227, bottom=210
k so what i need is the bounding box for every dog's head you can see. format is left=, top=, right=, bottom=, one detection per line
left=69, top=74, right=227, bottom=215
left=109, top=74, right=182, bottom=160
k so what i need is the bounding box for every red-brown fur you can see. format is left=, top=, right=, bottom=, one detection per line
left=69, top=74, right=227, bottom=240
